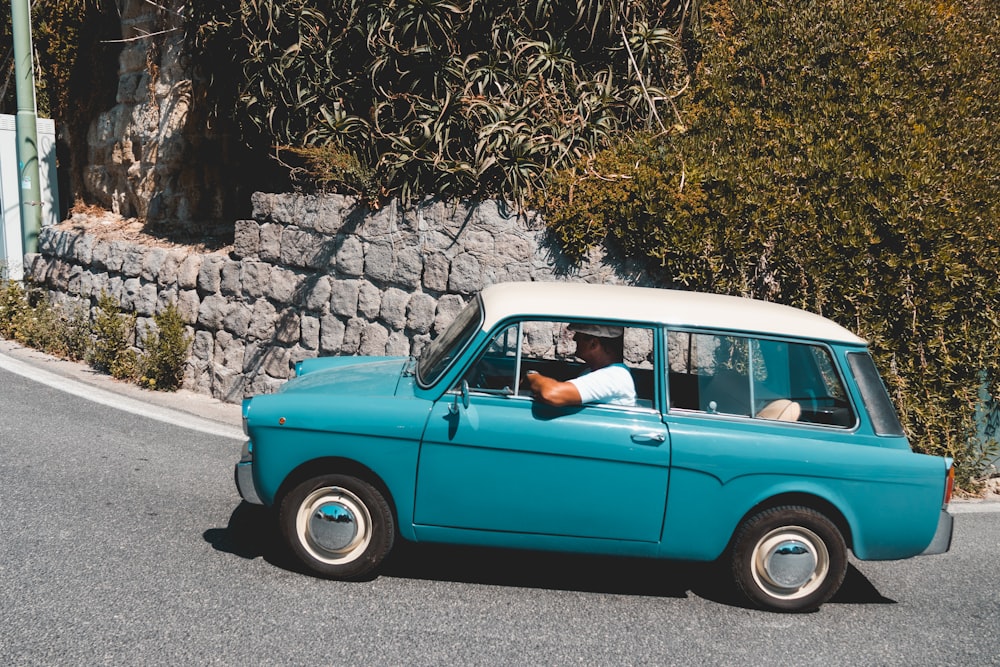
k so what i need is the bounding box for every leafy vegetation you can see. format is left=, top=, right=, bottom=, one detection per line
left=0, top=1, right=121, bottom=200
left=0, top=280, right=90, bottom=359
left=0, top=282, right=190, bottom=392
left=539, top=0, right=1000, bottom=488
left=138, top=302, right=192, bottom=391
left=89, top=292, right=140, bottom=380
left=186, top=0, right=698, bottom=206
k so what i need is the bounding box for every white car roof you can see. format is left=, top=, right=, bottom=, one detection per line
left=478, top=282, right=865, bottom=345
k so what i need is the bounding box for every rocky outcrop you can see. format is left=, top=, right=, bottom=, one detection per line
left=84, top=0, right=226, bottom=228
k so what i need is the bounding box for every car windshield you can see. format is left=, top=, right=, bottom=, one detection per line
left=416, top=297, right=484, bottom=387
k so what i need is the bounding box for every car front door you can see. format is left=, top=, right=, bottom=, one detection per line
left=413, top=321, right=670, bottom=543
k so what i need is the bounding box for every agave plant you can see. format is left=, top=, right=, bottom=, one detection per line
left=187, top=0, right=698, bottom=207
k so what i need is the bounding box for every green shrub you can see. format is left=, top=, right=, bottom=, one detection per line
left=1, top=284, right=193, bottom=393
left=187, top=0, right=698, bottom=206
left=139, top=302, right=191, bottom=391
left=59, top=302, right=92, bottom=362
left=15, top=288, right=67, bottom=356
left=88, top=292, right=140, bottom=381
left=539, top=0, right=1000, bottom=489
left=0, top=280, right=30, bottom=340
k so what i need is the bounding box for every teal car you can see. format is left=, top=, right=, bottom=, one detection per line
left=235, top=282, right=954, bottom=612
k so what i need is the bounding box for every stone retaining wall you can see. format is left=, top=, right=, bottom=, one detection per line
left=25, top=194, right=643, bottom=402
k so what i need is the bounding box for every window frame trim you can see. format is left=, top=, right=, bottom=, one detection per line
left=662, top=326, right=860, bottom=430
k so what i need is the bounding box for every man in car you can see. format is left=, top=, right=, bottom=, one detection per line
left=523, top=323, right=636, bottom=407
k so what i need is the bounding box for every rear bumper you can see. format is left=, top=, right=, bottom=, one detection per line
left=919, top=509, right=954, bottom=556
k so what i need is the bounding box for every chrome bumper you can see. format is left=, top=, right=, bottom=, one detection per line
left=919, top=509, right=954, bottom=556
left=234, top=444, right=263, bottom=505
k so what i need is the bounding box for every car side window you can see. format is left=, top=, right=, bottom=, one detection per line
left=667, top=331, right=855, bottom=427
left=462, top=320, right=657, bottom=406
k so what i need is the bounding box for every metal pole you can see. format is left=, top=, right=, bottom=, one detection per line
left=10, top=0, right=41, bottom=256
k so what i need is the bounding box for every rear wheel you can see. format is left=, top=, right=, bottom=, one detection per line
left=279, top=474, right=395, bottom=580
left=731, top=505, right=847, bottom=612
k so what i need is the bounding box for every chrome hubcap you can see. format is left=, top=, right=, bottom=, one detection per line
left=297, top=486, right=372, bottom=565
left=752, top=526, right=829, bottom=600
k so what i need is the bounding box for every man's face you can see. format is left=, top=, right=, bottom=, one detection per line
left=572, top=332, right=599, bottom=362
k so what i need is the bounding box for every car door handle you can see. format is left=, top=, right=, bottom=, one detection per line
left=630, top=431, right=666, bottom=444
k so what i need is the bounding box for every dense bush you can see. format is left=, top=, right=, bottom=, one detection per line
left=540, top=0, right=1000, bottom=487
left=138, top=302, right=192, bottom=391
left=0, top=281, right=89, bottom=358
left=186, top=0, right=698, bottom=206
left=0, top=283, right=191, bottom=392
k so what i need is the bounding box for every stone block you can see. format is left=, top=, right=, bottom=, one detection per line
left=176, top=289, right=200, bottom=324
left=280, top=228, right=332, bottom=269
left=259, top=223, right=282, bottom=263
left=177, top=255, right=202, bottom=289
left=248, top=299, right=278, bottom=341
left=121, top=244, right=146, bottom=278
left=106, top=240, right=129, bottom=273
left=329, top=279, right=360, bottom=317
left=261, top=345, right=292, bottom=378
left=387, top=330, right=410, bottom=356
left=192, top=329, right=214, bottom=363
left=220, top=260, right=241, bottom=296
left=267, top=266, right=304, bottom=304
left=359, top=322, right=389, bottom=356
left=121, top=277, right=142, bottom=312
left=335, top=235, right=364, bottom=276
left=275, top=309, right=301, bottom=345
left=137, top=282, right=158, bottom=316
left=448, top=253, right=483, bottom=294
left=433, top=294, right=466, bottom=334
left=232, top=220, right=260, bottom=259
left=212, top=366, right=246, bottom=403
left=357, top=281, right=382, bottom=319
left=301, top=314, right=320, bottom=350
left=197, top=255, right=226, bottom=294
left=140, top=247, right=167, bottom=282
left=379, top=288, right=409, bottom=330
left=197, top=293, right=231, bottom=330
left=71, top=233, right=95, bottom=265
left=155, top=286, right=179, bottom=314
left=302, top=275, right=332, bottom=312
left=341, top=317, right=365, bottom=355
left=405, top=292, right=436, bottom=334
left=239, top=260, right=271, bottom=299
left=223, top=302, right=253, bottom=337
left=320, top=315, right=346, bottom=354
left=158, top=249, right=186, bottom=285
left=90, top=240, right=110, bottom=271
left=422, top=252, right=449, bottom=292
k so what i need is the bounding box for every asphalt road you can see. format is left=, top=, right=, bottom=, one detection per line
left=1, top=346, right=999, bottom=666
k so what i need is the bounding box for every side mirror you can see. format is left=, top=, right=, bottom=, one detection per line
left=448, top=380, right=471, bottom=414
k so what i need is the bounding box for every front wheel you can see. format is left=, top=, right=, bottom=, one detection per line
left=279, top=474, right=395, bottom=580
left=730, top=506, right=847, bottom=612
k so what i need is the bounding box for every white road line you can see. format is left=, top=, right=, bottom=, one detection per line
left=0, top=351, right=244, bottom=440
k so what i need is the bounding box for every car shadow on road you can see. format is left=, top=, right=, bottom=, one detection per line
left=205, top=502, right=895, bottom=609
left=203, top=502, right=304, bottom=573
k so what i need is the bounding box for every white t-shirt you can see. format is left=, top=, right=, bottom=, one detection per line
left=569, top=363, right=637, bottom=406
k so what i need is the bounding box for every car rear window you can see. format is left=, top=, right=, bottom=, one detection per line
left=847, top=352, right=905, bottom=436
left=666, top=331, right=856, bottom=427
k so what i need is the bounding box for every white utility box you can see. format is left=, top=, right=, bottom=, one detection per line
left=0, top=114, right=61, bottom=280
